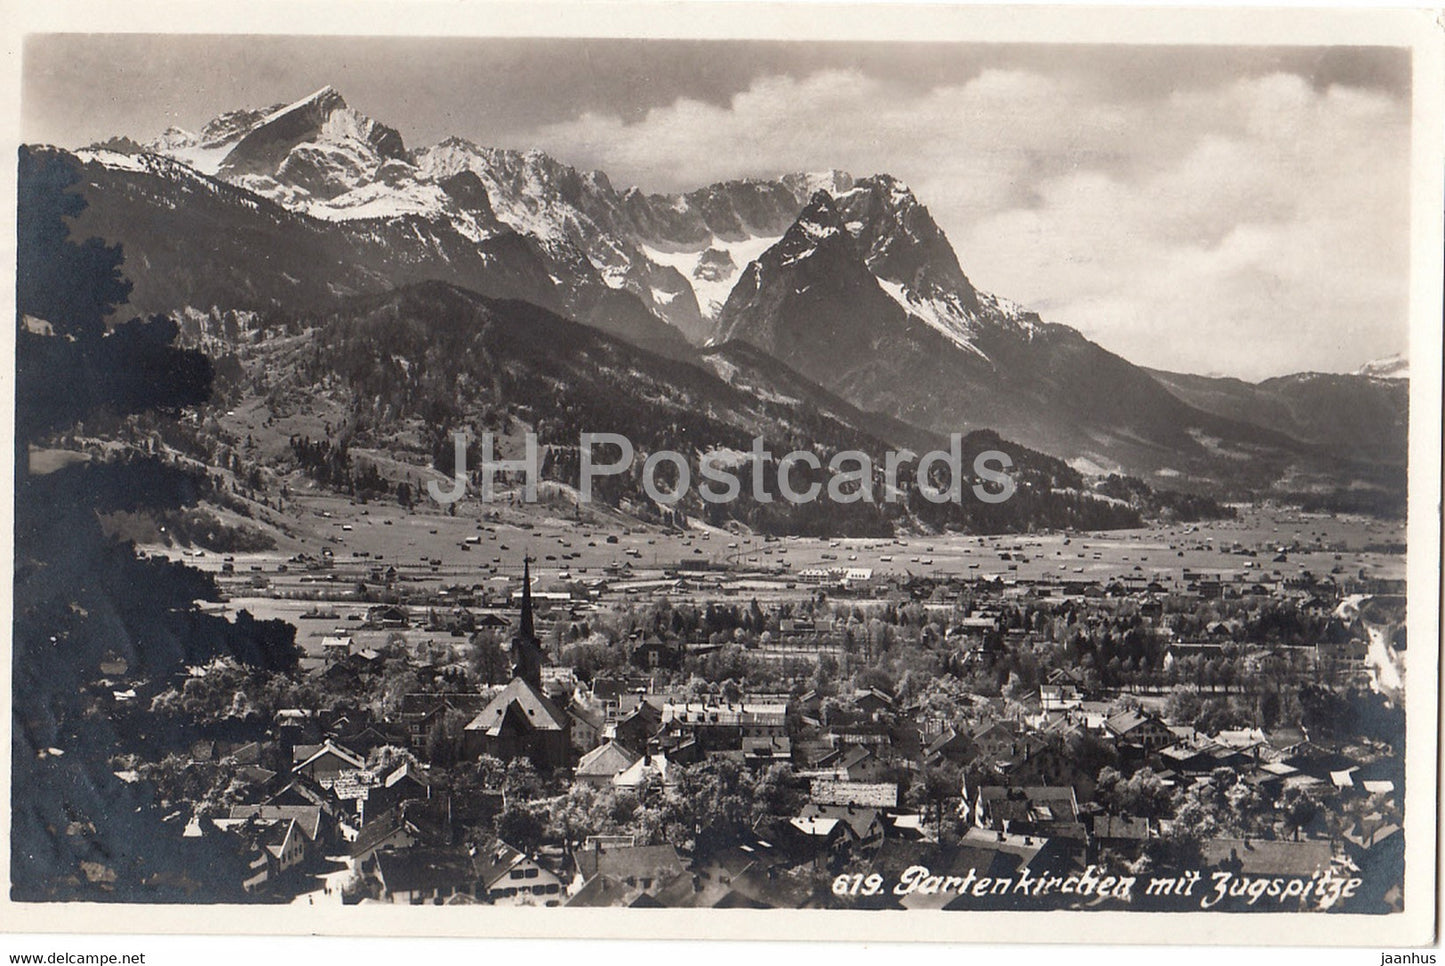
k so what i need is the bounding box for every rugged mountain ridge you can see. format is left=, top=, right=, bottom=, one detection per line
left=53, top=84, right=1406, bottom=504
left=714, top=178, right=1401, bottom=501
left=1147, top=368, right=1409, bottom=467
left=140, top=88, right=834, bottom=343
left=251, top=280, right=1143, bottom=535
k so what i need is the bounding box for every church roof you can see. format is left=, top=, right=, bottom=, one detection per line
left=465, top=676, right=569, bottom=735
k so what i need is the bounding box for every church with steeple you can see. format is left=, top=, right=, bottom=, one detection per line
left=462, top=557, right=572, bottom=770
left=509, top=557, right=545, bottom=690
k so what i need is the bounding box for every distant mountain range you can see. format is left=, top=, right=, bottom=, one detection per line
left=251, top=280, right=1147, bottom=535
left=34, top=84, right=1405, bottom=511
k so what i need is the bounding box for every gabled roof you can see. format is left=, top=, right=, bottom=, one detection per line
left=568, top=699, right=606, bottom=731
left=1201, top=838, right=1332, bottom=878
left=465, top=677, right=569, bottom=735
left=836, top=745, right=877, bottom=770
left=972, top=719, right=1021, bottom=741
left=574, top=843, right=683, bottom=883
left=742, top=736, right=791, bottom=758
left=978, top=786, right=1079, bottom=825
left=352, top=800, right=449, bottom=858
left=722, top=864, right=822, bottom=909
left=1342, top=819, right=1402, bottom=851
left=375, top=847, right=475, bottom=895
left=225, top=804, right=324, bottom=842
left=384, top=761, right=431, bottom=789
left=576, top=741, right=641, bottom=779
left=292, top=739, right=364, bottom=772
left=566, top=874, right=648, bottom=907
left=790, top=816, right=842, bottom=837
left=798, top=803, right=882, bottom=840
left=612, top=752, right=671, bottom=788
left=810, top=780, right=899, bottom=809
left=1213, top=727, right=1268, bottom=749
left=264, top=774, right=338, bottom=813
left=474, top=841, right=556, bottom=889
left=1093, top=814, right=1150, bottom=840
left=1104, top=709, right=1165, bottom=737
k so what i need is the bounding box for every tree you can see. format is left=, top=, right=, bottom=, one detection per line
left=1280, top=786, right=1321, bottom=841
left=909, top=761, right=964, bottom=837
left=502, top=759, right=543, bottom=804
left=495, top=805, right=546, bottom=855
left=11, top=147, right=295, bottom=901
left=663, top=758, right=758, bottom=858
left=424, top=708, right=471, bottom=768
left=469, top=631, right=511, bottom=685
left=17, top=147, right=132, bottom=340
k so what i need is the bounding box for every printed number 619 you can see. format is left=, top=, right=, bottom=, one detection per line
left=833, top=873, right=885, bottom=897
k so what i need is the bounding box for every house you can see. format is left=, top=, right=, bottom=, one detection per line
left=264, top=774, right=345, bottom=826
left=612, top=749, right=672, bottom=791
left=350, top=801, right=449, bottom=865
left=660, top=700, right=788, bottom=752
left=851, top=687, right=895, bottom=719
left=815, top=745, right=889, bottom=783
left=567, top=697, right=606, bottom=753
left=474, top=841, right=566, bottom=906
left=1038, top=682, right=1082, bottom=712
left=398, top=692, right=490, bottom=746
left=1201, top=838, right=1333, bottom=880
left=223, top=804, right=325, bottom=848
left=213, top=805, right=325, bottom=893
left=365, top=761, right=432, bottom=819
left=797, top=803, right=886, bottom=850
left=994, top=734, right=1076, bottom=789
left=612, top=701, right=662, bottom=752
left=275, top=708, right=322, bottom=745
left=714, top=863, right=826, bottom=909
left=291, top=739, right=365, bottom=788
left=1104, top=709, right=1174, bottom=754
left=565, top=874, right=656, bottom=907
left=321, top=635, right=354, bottom=660
left=372, top=847, right=476, bottom=904
left=573, top=842, right=684, bottom=895
left=1160, top=742, right=1249, bottom=776
left=575, top=741, right=641, bottom=789
left=742, top=736, right=792, bottom=769
left=776, top=812, right=847, bottom=858
left=1213, top=727, right=1269, bottom=759
left=336, top=722, right=406, bottom=756
left=367, top=604, right=410, bottom=628
left=975, top=785, right=1081, bottom=839
left=809, top=780, right=899, bottom=809
left=1090, top=813, right=1151, bottom=851
left=923, top=728, right=975, bottom=767
left=630, top=636, right=683, bottom=672
left=971, top=720, right=1024, bottom=760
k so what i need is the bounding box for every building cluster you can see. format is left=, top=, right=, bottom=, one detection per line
left=122, top=558, right=1403, bottom=910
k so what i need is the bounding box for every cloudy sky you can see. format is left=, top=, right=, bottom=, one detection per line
left=23, top=35, right=1412, bottom=380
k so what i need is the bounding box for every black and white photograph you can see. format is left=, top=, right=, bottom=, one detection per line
left=4, top=2, right=1441, bottom=953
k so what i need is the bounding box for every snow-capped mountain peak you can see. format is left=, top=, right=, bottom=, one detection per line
left=130, top=87, right=1023, bottom=352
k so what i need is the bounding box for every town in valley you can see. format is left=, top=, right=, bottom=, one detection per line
left=35, top=471, right=1404, bottom=911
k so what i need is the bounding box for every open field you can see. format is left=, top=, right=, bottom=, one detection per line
left=151, top=488, right=1406, bottom=651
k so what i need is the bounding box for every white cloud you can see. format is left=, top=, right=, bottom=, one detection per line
left=528, top=67, right=1410, bottom=380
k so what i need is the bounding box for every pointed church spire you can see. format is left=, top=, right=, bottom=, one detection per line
left=519, top=554, right=535, bottom=642
left=511, top=554, right=543, bottom=689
